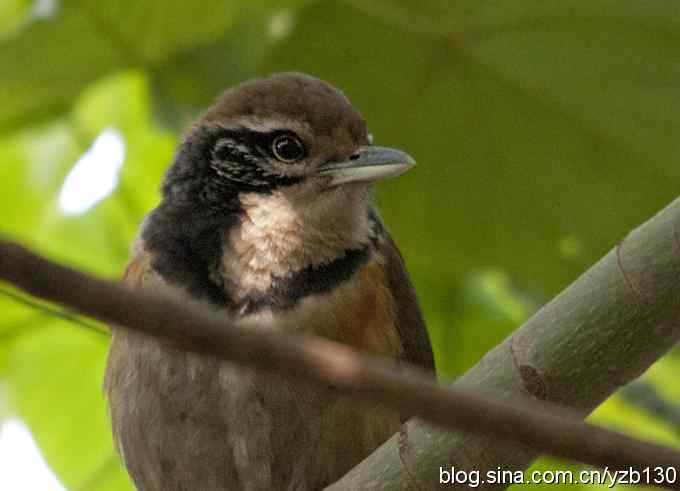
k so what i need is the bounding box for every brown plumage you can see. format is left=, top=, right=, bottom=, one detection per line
left=105, top=72, right=434, bottom=491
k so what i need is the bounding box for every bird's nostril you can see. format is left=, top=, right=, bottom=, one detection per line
left=349, top=153, right=360, bottom=161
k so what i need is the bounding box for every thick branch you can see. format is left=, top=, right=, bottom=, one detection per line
left=329, top=198, right=680, bottom=490
left=0, top=202, right=679, bottom=488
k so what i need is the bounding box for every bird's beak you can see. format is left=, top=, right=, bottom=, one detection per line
left=317, top=146, right=416, bottom=187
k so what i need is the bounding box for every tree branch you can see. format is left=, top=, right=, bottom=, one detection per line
left=0, top=286, right=108, bottom=336
left=1, top=197, right=680, bottom=489
left=329, top=198, right=680, bottom=490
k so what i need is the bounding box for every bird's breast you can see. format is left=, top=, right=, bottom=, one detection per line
left=106, top=249, right=404, bottom=490
left=221, top=188, right=374, bottom=305
left=239, top=254, right=402, bottom=357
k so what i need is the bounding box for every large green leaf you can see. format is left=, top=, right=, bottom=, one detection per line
left=0, top=1, right=305, bottom=131
left=151, top=11, right=284, bottom=128
left=3, top=317, right=124, bottom=490
left=0, top=0, right=31, bottom=37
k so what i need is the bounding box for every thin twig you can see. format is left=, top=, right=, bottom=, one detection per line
left=0, top=239, right=678, bottom=488
left=0, top=287, right=108, bottom=336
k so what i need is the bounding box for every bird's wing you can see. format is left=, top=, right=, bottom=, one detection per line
left=380, top=232, right=436, bottom=374
left=105, top=246, right=174, bottom=398
left=104, top=249, right=155, bottom=388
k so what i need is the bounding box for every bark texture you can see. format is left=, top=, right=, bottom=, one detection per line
left=328, top=197, right=680, bottom=490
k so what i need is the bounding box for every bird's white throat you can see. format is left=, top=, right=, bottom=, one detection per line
left=221, top=184, right=372, bottom=299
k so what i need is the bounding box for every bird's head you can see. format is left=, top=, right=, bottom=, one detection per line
left=161, top=72, right=415, bottom=212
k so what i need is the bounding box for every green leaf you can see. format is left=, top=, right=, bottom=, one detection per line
left=0, top=2, right=127, bottom=131
left=428, top=269, right=532, bottom=380
left=0, top=0, right=31, bottom=37
left=0, top=0, right=317, bottom=132
left=150, top=12, right=278, bottom=129
left=149, top=1, right=317, bottom=129
left=2, top=319, right=129, bottom=490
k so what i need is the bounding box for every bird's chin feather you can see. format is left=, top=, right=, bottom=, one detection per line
left=228, top=183, right=374, bottom=286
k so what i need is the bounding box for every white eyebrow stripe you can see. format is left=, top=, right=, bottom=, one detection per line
left=223, top=115, right=311, bottom=136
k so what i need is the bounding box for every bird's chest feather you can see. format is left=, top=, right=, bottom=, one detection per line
left=220, top=192, right=401, bottom=355
left=221, top=189, right=372, bottom=303
left=106, top=235, right=403, bottom=490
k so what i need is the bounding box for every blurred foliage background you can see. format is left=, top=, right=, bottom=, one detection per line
left=1, top=1, right=680, bottom=489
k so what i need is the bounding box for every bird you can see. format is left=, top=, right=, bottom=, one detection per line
left=104, top=72, right=435, bottom=491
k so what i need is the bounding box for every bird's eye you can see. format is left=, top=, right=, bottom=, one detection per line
left=271, top=134, right=305, bottom=163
